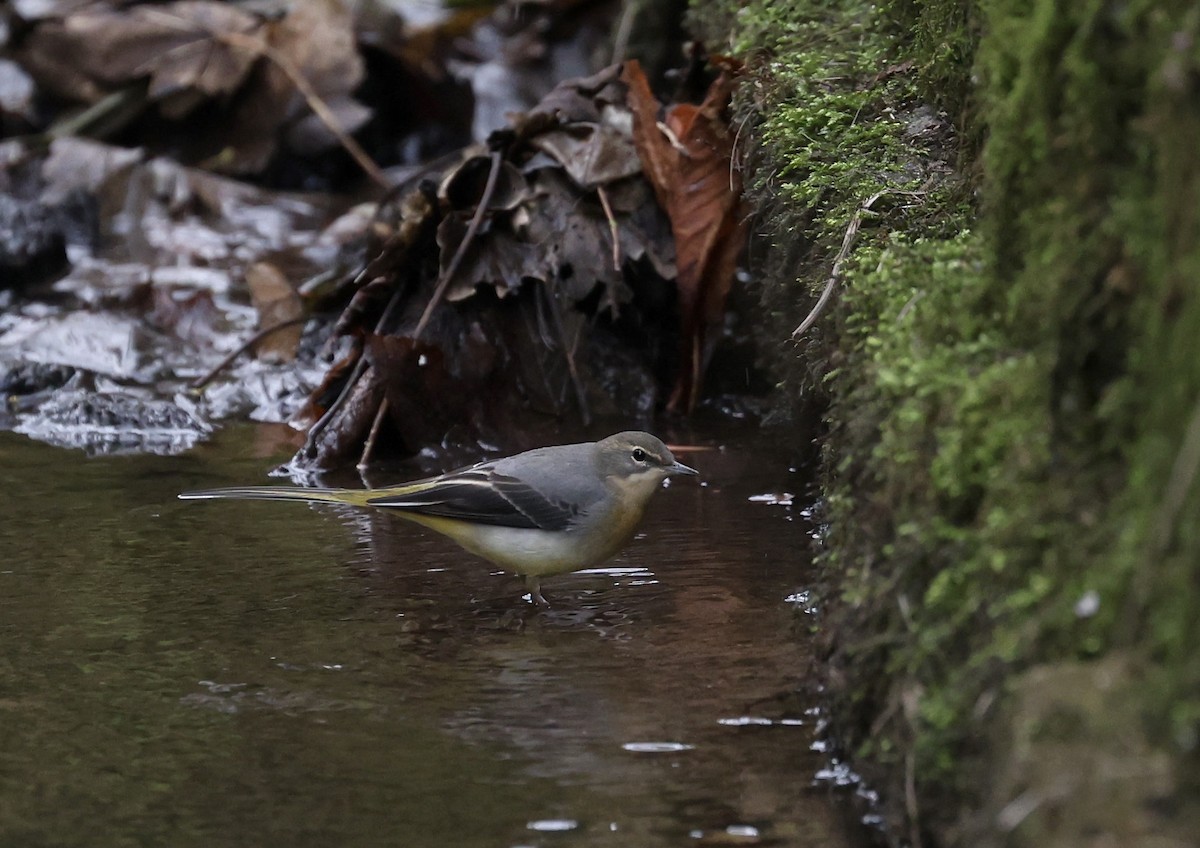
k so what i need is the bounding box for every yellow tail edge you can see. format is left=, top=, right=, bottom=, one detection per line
left=177, top=486, right=377, bottom=507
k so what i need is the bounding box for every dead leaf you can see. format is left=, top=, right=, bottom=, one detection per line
left=21, top=2, right=264, bottom=111
left=300, top=359, right=386, bottom=466
left=523, top=168, right=634, bottom=305
left=439, top=156, right=530, bottom=213
left=530, top=123, right=641, bottom=188
left=20, top=0, right=371, bottom=175
left=261, top=0, right=368, bottom=149
left=195, top=0, right=369, bottom=173
left=514, top=64, right=627, bottom=133
left=621, top=61, right=674, bottom=211
left=149, top=288, right=222, bottom=346
left=622, top=59, right=746, bottom=413
left=245, top=261, right=302, bottom=362
left=437, top=211, right=539, bottom=301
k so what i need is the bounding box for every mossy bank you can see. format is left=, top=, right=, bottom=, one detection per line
left=692, top=0, right=1200, bottom=843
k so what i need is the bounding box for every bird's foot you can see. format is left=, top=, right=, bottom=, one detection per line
left=525, top=576, right=550, bottom=608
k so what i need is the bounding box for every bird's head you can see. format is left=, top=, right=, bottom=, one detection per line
left=595, top=431, right=698, bottom=502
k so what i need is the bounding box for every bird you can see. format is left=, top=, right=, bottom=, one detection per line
left=179, top=431, right=698, bottom=605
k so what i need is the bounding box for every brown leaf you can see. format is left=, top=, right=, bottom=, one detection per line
left=245, top=262, right=303, bottom=362
left=436, top=212, right=539, bottom=301
left=622, top=60, right=746, bottom=413
left=523, top=168, right=634, bottom=305
left=261, top=0, right=367, bottom=145
left=196, top=0, right=369, bottom=172
left=22, top=0, right=370, bottom=174
left=621, top=61, right=673, bottom=211
left=299, top=359, right=385, bottom=467
left=22, top=1, right=264, bottom=110
left=521, top=64, right=627, bottom=131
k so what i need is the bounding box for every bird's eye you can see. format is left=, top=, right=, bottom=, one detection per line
left=631, top=447, right=647, bottom=462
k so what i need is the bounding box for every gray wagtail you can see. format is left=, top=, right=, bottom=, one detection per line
left=179, top=431, right=698, bottom=604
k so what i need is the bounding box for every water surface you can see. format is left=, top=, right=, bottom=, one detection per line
left=0, top=425, right=855, bottom=847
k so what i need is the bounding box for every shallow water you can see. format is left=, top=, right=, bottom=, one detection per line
left=0, top=424, right=858, bottom=847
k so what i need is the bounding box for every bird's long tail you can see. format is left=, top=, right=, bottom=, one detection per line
left=178, top=486, right=396, bottom=507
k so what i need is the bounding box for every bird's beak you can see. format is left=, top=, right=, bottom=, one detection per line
left=667, top=460, right=699, bottom=477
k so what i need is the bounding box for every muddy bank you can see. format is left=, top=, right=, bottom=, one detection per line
left=693, top=0, right=1200, bottom=844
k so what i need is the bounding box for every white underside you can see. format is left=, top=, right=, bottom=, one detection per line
left=451, top=523, right=626, bottom=577
left=410, top=499, right=647, bottom=578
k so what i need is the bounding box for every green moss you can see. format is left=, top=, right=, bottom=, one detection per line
left=736, top=5, right=932, bottom=237
left=698, top=0, right=972, bottom=402
left=977, top=0, right=1200, bottom=749
left=884, top=0, right=980, bottom=115
left=828, top=230, right=1083, bottom=789
left=698, top=0, right=1200, bottom=840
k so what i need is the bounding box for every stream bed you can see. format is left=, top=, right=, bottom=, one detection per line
left=0, top=423, right=862, bottom=847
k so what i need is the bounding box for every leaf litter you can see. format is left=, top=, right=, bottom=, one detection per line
left=0, top=0, right=748, bottom=462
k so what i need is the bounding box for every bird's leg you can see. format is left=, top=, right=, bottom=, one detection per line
left=525, top=575, right=550, bottom=607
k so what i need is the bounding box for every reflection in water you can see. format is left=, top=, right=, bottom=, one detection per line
left=0, top=425, right=860, bottom=847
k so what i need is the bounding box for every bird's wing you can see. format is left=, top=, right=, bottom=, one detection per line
left=366, top=468, right=579, bottom=531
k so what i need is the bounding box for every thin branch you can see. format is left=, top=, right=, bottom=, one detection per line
left=545, top=286, right=591, bottom=426
left=729, top=97, right=754, bottom=193
left=905, top=749, right=923, bottom=848
left=1154, top=393, right=1200, bottom=552
left=189, top=316, right=307, bottom=390
left=357, top=398, right=390, bottom=470
left=610, top=0, right=636, bottom=65
left=792, top=190, right=887, bottom=339
left=413, top=151, right=502, bottom=340
left=596, top=184, right=621, bottom=272
left=218, top=29, right=391, bottom=190
left=656, top=120, right=691, bottom=157
left=301, top=356, right=367, bottom=459
left=301, top=285, right=403, bottom=458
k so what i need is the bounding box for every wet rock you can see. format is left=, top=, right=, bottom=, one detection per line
left=0, top=193, right=69, bottom=289
left=0, top=311, right=151, bottom=380
left=14, top=388, right=210, bottom=455
left=199, top=360, right=323, bottom=424
left=0, top=360, right=76, bottom=398
left=972, top=653, right=1197, bottom=848
left=0, top=58, right=37, bottom=132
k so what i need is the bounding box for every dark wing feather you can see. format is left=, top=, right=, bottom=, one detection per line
left=366, top=470, right=578, bottom=531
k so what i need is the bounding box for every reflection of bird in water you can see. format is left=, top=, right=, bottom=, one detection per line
left=180, top=431, right=698, bottom=605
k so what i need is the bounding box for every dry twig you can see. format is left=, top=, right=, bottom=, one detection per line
left=217, top=28, right=391, bottom=190
left=413, top=151, right=503, bottom=340
left=301, top=286, right=403, bottom=458
left=189, top=316, right=307, bottom=391
left=596, top=184, right=621, bottom=272
left=792, top=190, right=887, bottom=339
left=544, top=286, right=591, bottom=426
left=358, top=398, right=390, bottom=470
